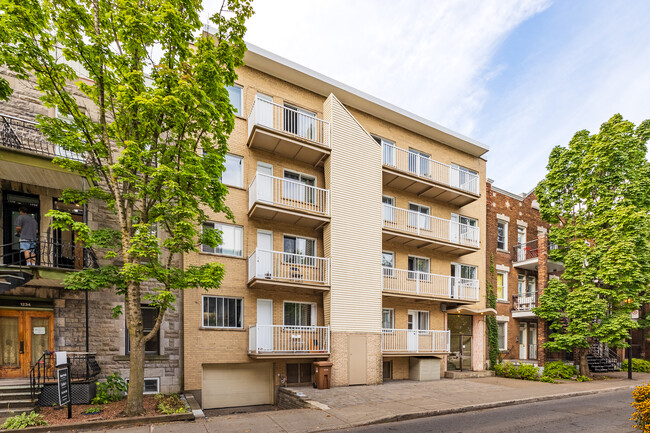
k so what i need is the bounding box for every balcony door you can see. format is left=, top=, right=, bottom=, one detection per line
left=0, top=310, right=53, bottom=378
left=283, top=103, right=316, bottom=141
left=256, top=162, right=273, bottom=203
left=408, top=203, right=430, bottom=232
left=256, top=299, right=273, bottom=352
left=256, top=230, right=273, bottom=279
left=407, top=311, right=419, bottom=352
left=256, top=93, right=274, bottom=128
left=2, top=192, right=39, bottom=266
left=408, top=148, right=430, bottom=178
left=519, top=322, right=528, bottom=359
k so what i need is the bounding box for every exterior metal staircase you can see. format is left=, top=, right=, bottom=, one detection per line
left=588, top=341, right=620, bottom=372
left=0, top=270, right=33, bottom=294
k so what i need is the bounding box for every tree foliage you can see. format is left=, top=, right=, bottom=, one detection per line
left=534, top=114, right=650, bottom=375
left=0, top=0, right=253, bottom=415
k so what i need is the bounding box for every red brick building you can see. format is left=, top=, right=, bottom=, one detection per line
left=486, top=180, right=565, bottom=366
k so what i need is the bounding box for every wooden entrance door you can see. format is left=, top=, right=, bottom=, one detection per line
left=0, top=310, right=54, bottom=378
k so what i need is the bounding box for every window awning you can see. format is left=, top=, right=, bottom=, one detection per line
left=0, top=155, right=84, bottom=191
left=446, top=306, right=497, bottom=316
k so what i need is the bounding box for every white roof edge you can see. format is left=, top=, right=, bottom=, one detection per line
left=243, top=42, right=489, bottom=157
left=491, top=184, right=538, bottom=201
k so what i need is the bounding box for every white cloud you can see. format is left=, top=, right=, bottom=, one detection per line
left=202, top=0, right=550, bottom=134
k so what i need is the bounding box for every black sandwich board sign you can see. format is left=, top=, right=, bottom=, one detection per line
left=57, top=367, right=70, bottom=406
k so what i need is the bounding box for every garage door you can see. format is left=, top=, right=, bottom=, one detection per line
left=202, top=363, right=273, bottom=409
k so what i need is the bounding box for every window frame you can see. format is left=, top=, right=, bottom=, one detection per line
left=497, top=321, right=508, bottom=352
left=201, top=221, right=243, bottom=257
left=382, top=308, right=395, bottom=330
left=202, top=295, right=244, bottom=329
left=382, top=195, right=396, bottom=223
left=382, top=251, right=395, bottom=277
left=497, top=220, right=508, bottom=251
left=408, top=255, right=430, bottom=281
left=125, top=305, right=160, bottom=355
left=283, top=301, right=317, bottom=327
left=373, top=135, right=396, bottom=166
left=221, top=153, right=244, bottom=188
left=496, top=271, right=508, bottom=302
left=226, top=84, right=243, bottom=115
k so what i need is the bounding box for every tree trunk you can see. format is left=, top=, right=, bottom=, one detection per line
left=578, top=347, right=590, bottom=377
left=125, top=335, right=146, bottom=416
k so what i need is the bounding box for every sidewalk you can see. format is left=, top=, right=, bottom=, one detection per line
left=84, top=372, right=650, bottom=433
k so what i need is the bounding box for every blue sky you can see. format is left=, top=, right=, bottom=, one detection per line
left=202, top=0, right=650, bottom=193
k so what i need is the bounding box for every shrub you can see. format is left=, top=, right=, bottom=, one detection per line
left=539, top=375, right=556, bottom=383
left=1, top=411, right=48, bottom=429
left=494, top=361, right=519, bottom=379
left=543, top=361, right=578, bottom=379
left=82, top=406, right=103, bottom=415
left=576, top=375, right=592, bottom=382
left=92, top=372, right=128, bottom=404
left=155, top=393, right=189, bottom=415
left=623, top=359, right=650, bottom=373
left=632, top=382, right=650, bottom=432
left=517, top=364, right=540, bottom=381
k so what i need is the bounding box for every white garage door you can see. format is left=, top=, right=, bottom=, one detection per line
left=202, top=363, right=273, bottom=409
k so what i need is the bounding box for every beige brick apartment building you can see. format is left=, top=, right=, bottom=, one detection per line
left=184, top=43, right=492, bottom=409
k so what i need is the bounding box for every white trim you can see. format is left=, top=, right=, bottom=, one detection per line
left=496, top=213, right=510, bottom=222
left=496, top=271, right=508, bottom=302
left=282, top=300, right=317, bottom=326
left=227, top=83, right=244, bottom=115
left=283, top=168, right=317, bottom=187
left=497, top=220, right=508, bottom=252
left=126, top=377, right=160, bottom=395
left=382, top=308, right=395, bottom=329
left=496, top=315, right=510, bottom=322
left=282, top=233, right=317, bottom=256
left=537, top=226, right=547, bottom=234
left=201, top=221, right=244, bottom=257
left=495, top=264, right=510, bottom=272
left=222, top=153, right=244, bottom=188
left=497, top=321, right=508, bottom=352
left=516, top=220, right=528, bottom=228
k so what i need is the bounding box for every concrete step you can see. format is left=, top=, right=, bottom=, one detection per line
left=444, top=370, right=496, bottom=379
left=0, top=407, right=35, bottom=417
left=0, top=399, right=36, bottom=409
left=0, top=391, right=37, bottom=402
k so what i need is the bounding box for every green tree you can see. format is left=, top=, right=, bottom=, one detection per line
left=0, top=0, right=253, bottom=415
left=534, top=114, right=650, bottom=376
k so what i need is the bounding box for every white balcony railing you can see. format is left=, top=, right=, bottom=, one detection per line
left=248, top=173, right=330, bottom=216
left=382, top=204, right=479, bottom=248
left=248, top=97, right=330, bottom=147
left=382, top=267, right=479, bottom=301
left=248, top=249, right=330, bottom=285
left=381, top=329, right=450, bottom=353
left=513, top=291, right=537, bottom=311
left=382, top=143, right=479, bottom=195
left=249, top=324, right=330, bottom=354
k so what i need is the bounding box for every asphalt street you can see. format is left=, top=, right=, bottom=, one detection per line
left=328, top=389, right=636, bottom=433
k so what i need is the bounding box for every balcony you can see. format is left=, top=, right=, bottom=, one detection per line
left=382, top=144, right=479, bottom=206
left=247, top=97, right=330, bottom=166
left=512, top=239, right=564, bottom=272
left=247, top=249, right=330, bottom=291
left=248, top=173, right=330, bottom=229
left=248, top=324, right=330, bottom=358
left=382, top=204, right=479, bottom=255
left=382, top=268, right=479, bottom=303
left=381, top=329, right=450, bottom=355
left=512, top=291, right=537, bottom=318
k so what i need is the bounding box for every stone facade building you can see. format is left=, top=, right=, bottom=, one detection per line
left=485, top=180, right=565, bottom=366
left=0, top=69, right=182, bottom=394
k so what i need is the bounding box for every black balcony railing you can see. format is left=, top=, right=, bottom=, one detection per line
left=1, top=238, right=98, bottom=270
left=0, top=113, right=84, bottom=161
left=30, top=351, right=101, bottom=399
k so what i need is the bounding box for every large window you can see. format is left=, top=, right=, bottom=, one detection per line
left=451, top=164, right=478, bottom=191
left=221, top=154, right=243, bottom=188
left=226, top=85, right=243, bottom=114
left=408, top=256, right=430, bottom=280
left=408, top=203, right=430, bottom=230
left=126, top=306, right=159, bottom=354
left=527, top=276, right=536, bottom=295
left=283, top=235, right=316, bottom=265
left=382, top=308, right=394, bottom=329
left=382, top=195, right=395, bottom=222
left=203, top=296, right=243, bottom=328
left=382, top=251, right=395, bottom=277
left=283, top=103, right=317, bottom=140
left=374, top=136, right=395, bottom=166
left=202, top=222, right=243, bottom=257
left=283, top=170, right=316, bottom=203
left=451, top=263, right=477, bottom=281
left=409, top=311, right=429, bottom=331
left=408, top=148, right=430, bottom=177
left=496, top=272, right=507, bottom=301
left=497, top=322, right=507, bottom=351
left=497, top=221, right=508, bottom=251
left=284, top=302, right=315, bottom=326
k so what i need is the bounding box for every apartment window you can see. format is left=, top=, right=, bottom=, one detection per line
left=221, top=154, right=243, bottom=188
left=517, top=274, right=526, bottom=294
left=382, top=251, right=395, bottom=277
left=126, top=377, right=161, bottom=394
left=527, top=276, right=536, bottom=295
left=203, top=296, right=243, bottom=328
left=451, top=164, right=478, bottom=191
left=409, top=311, right=429, bottom=332
left=496, top=272, right=508, bottom=301
left=382, top=308, right=394, bottom=329
left=283, top=103, right=316, bottom=139
left=497, top=322, right=507, bottom=351
left=408, top=148, right=430, bottom=177
left=408, top=203, right=430, bottom=230
left=408, top=256, right=430, bottom=280
left=283, top=170, right=316, bottom=203
left=126, top=306, right=159, bottom=355
left=284, top=302, right=316, bottom=326
left=451, top=263, right=477, bottom=281
left=382, top=195, right=396, bottom=222
left=374, top=136, right=395, bottom=166
left=202, top=222, right=243, bottom=257
left=283, top=235, right=316, bottom=266
left=226, top=85, right=243, bottom=114
left=497, top=221, right=508, bottom=251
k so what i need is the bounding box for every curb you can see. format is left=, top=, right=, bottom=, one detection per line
left=0, top=412, right=194, bottom=433
left=319, top=384, right=638, bottom=431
